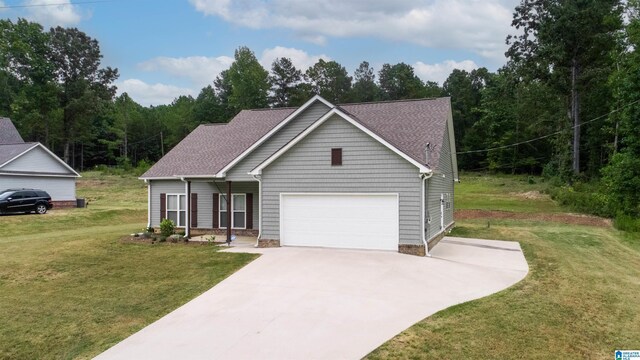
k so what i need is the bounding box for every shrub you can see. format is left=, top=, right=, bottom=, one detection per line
left=145, top=226, right=154, bottom=233
left=614, top=213, right=640, bottom=233
left=160, top=219, right=175, bottom=237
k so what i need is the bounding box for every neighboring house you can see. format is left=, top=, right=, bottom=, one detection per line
left=0, top=118, right=80, bottom=207
left=141, top=95, right=458, bottom=256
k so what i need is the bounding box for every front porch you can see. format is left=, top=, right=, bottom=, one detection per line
left=148, top=179, right=260, bottom=240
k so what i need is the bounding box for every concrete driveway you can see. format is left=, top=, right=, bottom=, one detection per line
left=96, top=237, right=528, bottom=360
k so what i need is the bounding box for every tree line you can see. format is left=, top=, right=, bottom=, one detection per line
left=1, top=0, right=639, bottom=219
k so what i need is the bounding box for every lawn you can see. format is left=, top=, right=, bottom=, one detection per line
left=368, top=173, right=640, bottom=359
left=0, top=172, right=257, bottom=359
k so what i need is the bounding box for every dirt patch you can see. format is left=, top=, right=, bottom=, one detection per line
left=455, top=209, right=612, bottom=227
left=511, top=191, right=549, bottom=200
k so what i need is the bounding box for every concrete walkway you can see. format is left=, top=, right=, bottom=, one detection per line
left=95, top=237, right=528, bottom=360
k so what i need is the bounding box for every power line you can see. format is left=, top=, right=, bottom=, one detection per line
left=456, top=98, right=640, bottom=155
left=0, top=0, right=112, bottom=9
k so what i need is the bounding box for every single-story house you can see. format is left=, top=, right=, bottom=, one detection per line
left=0, top=118, right=80, bottom=207
left=140, top=95, right=458, bottom=256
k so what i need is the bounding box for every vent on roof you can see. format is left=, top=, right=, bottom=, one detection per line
left=425, top=143, right=431, bottom=164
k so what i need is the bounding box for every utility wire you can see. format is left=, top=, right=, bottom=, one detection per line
left=456, top=98, right=640, bottom=155
left=0, top=0, right=112, bottom=9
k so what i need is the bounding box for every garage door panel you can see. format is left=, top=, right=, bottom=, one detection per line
left=281, top=194, right=399, bottom=251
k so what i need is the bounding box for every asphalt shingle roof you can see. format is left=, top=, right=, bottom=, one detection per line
left=0, top=143, right=36, bottom=166
left=141, top=97, right=452, bottom=178
left=0, top=118, right=25, bottom=145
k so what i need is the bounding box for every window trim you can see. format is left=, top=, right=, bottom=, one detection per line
left=166, top=193, right=187, bottom=227
left=218, top=193, right=247, bottom=230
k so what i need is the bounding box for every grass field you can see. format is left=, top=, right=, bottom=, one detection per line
left=0, top=172, right=257, bottom=359
left=368, top=173, right=640, bottom=359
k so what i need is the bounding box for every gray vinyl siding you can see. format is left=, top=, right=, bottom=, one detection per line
left=426, top=126, right=455, bottom=241
left=261, top=114, right=423, bottom=245
left=0, top=175, right=75, bottom=200
left=149, top=180, right=258, bottom=229
left=2, top=146, right=73, bottom=174
left=225, top=101, right=330, bottom=181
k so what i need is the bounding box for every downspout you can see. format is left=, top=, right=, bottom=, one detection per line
left=420, top=172, right=434, bottom=257
left=180, top=177, right=190, bottom=239
left=145, top=179, right=150, bottom=228
left=251, top=174, right=262, bottom=247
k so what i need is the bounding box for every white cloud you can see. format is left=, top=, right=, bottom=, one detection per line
left=116, top=79, right=196, bottom=107
left=0, top=1, right=6, bottom=12
left=132, top=47, right=327, bottom=103
left=260, top=46, right=330, bottom=72
left=189, top=0, right=518, bottom=62
left=138, top=55, right=234, bottom=89
left=24, top=0, right=82, bottom=27
left=414, top=59, right=479, bottom=85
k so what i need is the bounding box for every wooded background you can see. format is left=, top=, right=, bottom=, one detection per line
left=1, top=0, right=639, bottom=219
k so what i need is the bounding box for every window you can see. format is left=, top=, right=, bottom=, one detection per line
left=331, top=148, right=342, bottom=166
left=445, top=193, right=452, bottom=210
left=219, top=194, right=246, bottom=229
left=166, top=194, right=186, bottom=227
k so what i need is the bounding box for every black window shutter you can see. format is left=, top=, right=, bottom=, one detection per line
left=212, top=194, right=219, bottom=229
left=160, top=193, right=166, bottom=222
left=191, top=193, right=198, bottom=228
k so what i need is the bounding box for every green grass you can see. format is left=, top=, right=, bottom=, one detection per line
left=0, top=172, right=257, bottom=359
left=368, top=174, right=640, bottom=359
left=456, top=172, right=562, bottom=213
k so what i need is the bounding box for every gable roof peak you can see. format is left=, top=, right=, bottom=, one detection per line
left=0, top=117, right=25, bottom=145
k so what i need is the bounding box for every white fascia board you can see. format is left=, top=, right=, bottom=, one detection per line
left=139, top=175, right=222, bottom=181
left=35, top=143, right=81, bottom=177
left=0, top=143, right=81, bottom=177
left=215, top=95, right=335, bottom=178
left=138, top=176, right=177, bottom=180
left=250, top=108, right=431, bottom=175
left=0, top=172, right=78, bottom=178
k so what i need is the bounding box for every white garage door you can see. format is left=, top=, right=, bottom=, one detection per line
left=280, top=193, right=399, bottom=251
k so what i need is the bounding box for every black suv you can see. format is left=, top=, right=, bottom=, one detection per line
left=0, top=189, right=53, bottom=215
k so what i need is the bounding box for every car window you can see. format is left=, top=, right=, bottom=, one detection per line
left=36, top=191, right=49, bottom=197
left=0, top=192, right=14, bottom=200
left=9, top=192, right=23, bottom=199
left=24, top=191, right=37, bottom=198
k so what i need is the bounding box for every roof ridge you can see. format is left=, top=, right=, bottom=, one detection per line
left=338, top=97, right=449, bottom=106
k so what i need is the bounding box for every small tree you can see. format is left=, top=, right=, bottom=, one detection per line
left=160, top=219, right=175, bottom=237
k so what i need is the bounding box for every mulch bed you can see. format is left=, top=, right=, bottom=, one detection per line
left=455, top=209, right=612, bottom=227
left=120, top=236, right=221, bottom=245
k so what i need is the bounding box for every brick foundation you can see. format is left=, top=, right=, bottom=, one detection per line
left=52, top=200, right=77, bottom=208
left=257, top=239, right=280, bottom=248
left=398, top=244, right=426, bottom=256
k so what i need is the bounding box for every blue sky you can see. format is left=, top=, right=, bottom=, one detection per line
left=1, top=0, right=520, bottom=106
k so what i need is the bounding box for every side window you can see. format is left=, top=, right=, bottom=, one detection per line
left=11, top=192, right=24, bottom=199
left=24, top=191, right=37, bottom=198
left=331, top=148, right=342, bottom=166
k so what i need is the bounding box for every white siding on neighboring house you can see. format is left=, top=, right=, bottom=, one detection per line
left=2, top=146, right=73, bottom=174
left=261, top=114, right=422, bottom=246
left=0, top=175, right=75, bottom=200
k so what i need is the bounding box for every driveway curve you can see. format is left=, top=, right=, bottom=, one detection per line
left=96, top=236, right=528, bottom=360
